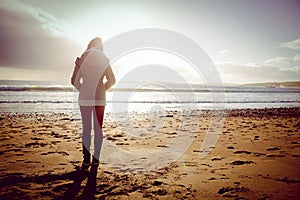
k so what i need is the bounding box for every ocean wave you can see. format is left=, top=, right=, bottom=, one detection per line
left=0, top=86, right=300, bottom=93
left=0, top=86, right=73, bottom=92
left=1, top=100, right=299, bottom=104
left=0, top=100, right=73, bottom=104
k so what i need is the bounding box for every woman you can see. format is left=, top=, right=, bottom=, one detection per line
left=71, top=37, right=115, bottom=170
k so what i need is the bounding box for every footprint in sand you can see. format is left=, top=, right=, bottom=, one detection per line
left=211, top=157, right=224, bottom=161
left=210, top=167, right=228, bottom=173
left=218, top=186, right=250, bottom=195
left=231, top=160, right=255, bottom=165
left=30, top=137, right=42, bottom=141
left=24, top=161, right=41, bottom=164
left=234, top=150, right=251, bottom=155
left=40, top=151, right=56, bottom=155
left=266, top=154, right=286, bottom=158
left=252, top=152, right=266, bottom=157
left=24, top=142, right=47, bottom=148
left=15, top=153, right=25, bottom=156
left=266, top=147, right=281, bottom=151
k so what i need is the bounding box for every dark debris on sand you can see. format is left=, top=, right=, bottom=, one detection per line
left=227, top=107, right=300, bottom=117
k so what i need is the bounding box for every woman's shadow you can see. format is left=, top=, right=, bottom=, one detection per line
left=0, top=165, right=100, bottom=200
left=57, top=165, right=98, bottom=200
left=80, top=165, right=98, bottom=199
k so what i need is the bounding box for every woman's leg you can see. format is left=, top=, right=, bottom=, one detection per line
left=80, top=106, right=93, bottom=164
left=92, top=106, right=105, bottom=163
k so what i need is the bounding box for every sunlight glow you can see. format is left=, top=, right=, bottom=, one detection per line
left=112, top=50, right=204, bottom=84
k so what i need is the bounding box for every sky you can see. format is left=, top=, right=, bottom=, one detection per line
left=0, top=0, right=299, bottom=84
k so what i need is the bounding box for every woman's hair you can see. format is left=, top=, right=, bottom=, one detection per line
left=87, top=37, right=102, bottom=49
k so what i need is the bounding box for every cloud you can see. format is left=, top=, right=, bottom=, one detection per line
left=280, top=38, right=300, bottom=50
left=0, top=0, right=65, bottom=37
left=264, top=54, right=300, bottom=67
left=0, top=1, right=81, bottom=81
left=220, top=50, right=228, bottom=55
left=217, top=62, right=300, bottom=83
left=218, top=50, right=229, bottom=58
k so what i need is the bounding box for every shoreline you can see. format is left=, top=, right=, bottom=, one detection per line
left=0, top=107, right=299, bottom=199
left=1, top=106, right=299, bottom=117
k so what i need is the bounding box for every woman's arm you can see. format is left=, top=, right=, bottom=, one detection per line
left=71, top=54, right=87, bottom=90
left=104, top=66, right=116, bottom=90
left=71, top=59, right=82, bottom=90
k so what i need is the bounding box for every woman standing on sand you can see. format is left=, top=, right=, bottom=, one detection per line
left=71, top=37, right=115, bottom=170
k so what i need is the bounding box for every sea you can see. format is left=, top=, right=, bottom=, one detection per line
left=0, top=80, right=299, bottom=114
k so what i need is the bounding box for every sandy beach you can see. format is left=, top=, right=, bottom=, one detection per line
left=0, top=107, right=299, bottom=199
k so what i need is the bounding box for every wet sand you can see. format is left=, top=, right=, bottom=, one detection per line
left=0, top=108, right=299, bottom=199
